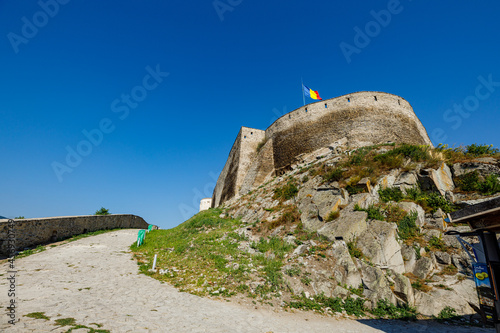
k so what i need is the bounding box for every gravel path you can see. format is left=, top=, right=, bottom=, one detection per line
left=0, top=229, right=492, bottom=332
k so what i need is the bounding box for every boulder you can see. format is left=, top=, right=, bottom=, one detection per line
left=401, top=244, right=417, bottom=273
left=377, top=169, right=399, bottom=189
left=318, top=210, right=368, bottom=242
left=397, top=202, right=426, bottom=228
left=312, top=187, right=347, bottom=219
left=387, top=270, right=415, bottom=306
left=358, top=260, right=397, bottom=307
left=418, top=162, right=455, bottom=195
left=434, top=251, right=452, bottom=265
left=347, top=193, right=378, bottom=210
left=298, top=199, right=323, bottom=232
left=356, top=220, right=405, bottom=274
left=394, top=171, right=418, bottom=192
left=412, top=257, right=434, bottom=279
left=414, top=278, right=478, bottom=316
left=331, top=240, right=362, bottom=288
left=452, top=160, right=500, bottom=179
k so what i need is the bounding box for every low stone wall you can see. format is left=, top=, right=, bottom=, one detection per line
left=0, top=214, right=149, bottom=256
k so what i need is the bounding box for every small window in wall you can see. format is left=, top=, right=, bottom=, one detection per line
left=398, top=99, right=401, bottom=105
left=347, top=98, right=350, bottom=102
left=305, top=108, right=308, bottom=112
left=325, top=103, right=328, bottom=108
left=251, top=132, right=253, bottom=135
left=244, top=136, right=247, bottom=139
left=289, top=114, right=291, bottom=119
left=374, top=96, right=377, bottom=101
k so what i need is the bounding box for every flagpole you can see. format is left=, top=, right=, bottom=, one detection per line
left=301, top=78, right=306, bottom=106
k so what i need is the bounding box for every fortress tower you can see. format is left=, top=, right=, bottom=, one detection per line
left=212, top=91, right=432, bottom=207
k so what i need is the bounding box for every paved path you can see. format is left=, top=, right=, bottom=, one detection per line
left=0, top=229, right=492, bottom=332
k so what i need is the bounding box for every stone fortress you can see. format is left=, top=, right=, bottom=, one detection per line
left=212, top=91, right=433, bottom=207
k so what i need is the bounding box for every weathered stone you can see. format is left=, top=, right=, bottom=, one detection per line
left=355, top=177, right=372, bottom=193
left=318, top=210, right=368, bottom=242
left=412, top=257, right=434, bottom=279
left=293, top=244, right=308, bottom=256
left=452, top=160, right=500, bottom=179
left=331, top=285, right=350, bottom=298
left=387, top=270, right=415, bottom=306
left=414, top=278, right=478, bottom=316
left=283, top=235, right=296, bottom=245
left=270, top=225, right=284, bottom=237
left=377, top=169, right=399, bottom=190
left=434, top=251, right=451, bottom=265
left=397, top=202, right=425, bottom=228
left=298, top=199, right=323, bottom=232
left=347, top=193, right=378, bottom=210
left=312, top=188, right=346, bottom=219
left=401, top=244, right=417, bottom=273
left=331, top=240, right=362, bottom=288
left=358, top=260, right=397, bottom=307
left=394, top=171, right=418, bottom=192
left=357, top=220, right=405, bottom=274
left=419, top=162, right=455, bottom=195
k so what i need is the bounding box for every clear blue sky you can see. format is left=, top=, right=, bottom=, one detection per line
left=1, top=1, right=499, bottom=228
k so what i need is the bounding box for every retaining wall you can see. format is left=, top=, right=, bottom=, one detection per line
left=0, top=214, right=148, bottom=256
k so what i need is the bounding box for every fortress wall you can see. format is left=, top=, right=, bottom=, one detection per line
left=0, top=214, right=148, bottom=256
left=212, top=127, right=265, bottom=207
left=212, top=91, right=433, bottom=207
left=265, top=92, right=431, bottom=146
left=240, top=138, right=275, bottom=194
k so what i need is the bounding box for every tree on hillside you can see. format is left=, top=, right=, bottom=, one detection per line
left=95, top=207, right=110, bottom=215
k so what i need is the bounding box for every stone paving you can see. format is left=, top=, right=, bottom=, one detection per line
left=0, top=229, right=493, bottom=332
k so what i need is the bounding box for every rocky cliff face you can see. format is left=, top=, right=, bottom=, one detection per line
left=219, top=142, right=500, bottom=317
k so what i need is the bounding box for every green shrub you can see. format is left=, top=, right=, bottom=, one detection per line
left=428, top=236, right=447, bottom=251
left=370, top=299, right=417, bottom=320
left=397, top=211, right=419, bottom=240
left=347, top=240, right=363, bottom=259
left=354, top=204, right=385, bottom=221
left=324, top=167, right=344, bottom=182
left=437, top=306, right=460, bottom=320
left=95, top=207, right=110, bottom=215
left=273, top=181, right=299, bottom=201
left=479, top=174, right=500, bottom=195
left=465, top=144, right=499, bottom=157
left=346, top=185, right=364, bottom=195
left=379, top=187, right=404, bottom=202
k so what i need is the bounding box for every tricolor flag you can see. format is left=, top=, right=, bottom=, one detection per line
left=302, top=84, right=322, bottom=100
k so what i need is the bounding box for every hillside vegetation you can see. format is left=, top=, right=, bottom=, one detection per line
left=132, top=143, right=499, bottom=325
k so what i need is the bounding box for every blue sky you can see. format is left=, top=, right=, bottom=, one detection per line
left=1, top=1, right=499, bottom=228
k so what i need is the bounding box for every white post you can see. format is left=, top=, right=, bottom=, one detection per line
left=152, top=254, right=157, bottom=270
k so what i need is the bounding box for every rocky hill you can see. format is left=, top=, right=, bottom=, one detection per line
left=133, top=143, right=499, bottom=324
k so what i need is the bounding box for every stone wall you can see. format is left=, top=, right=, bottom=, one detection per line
left=213, top=91, right=433, bottom=207
left=0, top=214, right=148, bottom=256
left=212, top=127, right=265, bottom=207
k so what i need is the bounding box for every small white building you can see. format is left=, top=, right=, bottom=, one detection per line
left=199, top=198, right=212, bottom=212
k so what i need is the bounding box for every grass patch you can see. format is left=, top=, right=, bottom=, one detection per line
left=25, top=312, right=50, bottom=320
left=324, top=210, right=340, bottom=222
left=428, top=236, right=448, bottom=252
left=131, top=208, right=296, bottom=300
left=397, top=211, right=419, bottom=241
left=55, top=317, right=76, bottom=326
left=455, top=171, right=500, bottom=196
left=273, top=181, right=299, bottom=201
left=354, top=204, right=385, bottom=221
left=347, top=239, right=363, bottom=259
left=269, top=205, right=300, bottom=229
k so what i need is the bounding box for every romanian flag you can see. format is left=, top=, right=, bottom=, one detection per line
left=303, top=84, right=322, bottom=100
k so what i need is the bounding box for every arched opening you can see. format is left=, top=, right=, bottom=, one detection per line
left=83, top=228, right=88, bottom=234
left=50, top=230, right=57, bottom=242
left=374, top=96, right=377, bottom=101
